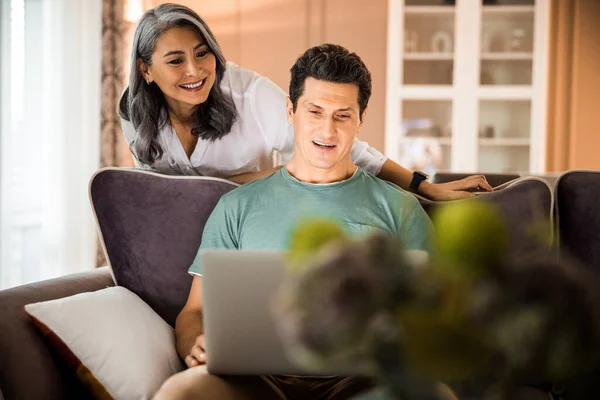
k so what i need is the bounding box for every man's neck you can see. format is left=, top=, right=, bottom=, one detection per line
left=285, top=158, right=358, bottom=184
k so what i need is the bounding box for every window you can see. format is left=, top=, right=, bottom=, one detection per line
left=0, top=0, right=102, bottom=289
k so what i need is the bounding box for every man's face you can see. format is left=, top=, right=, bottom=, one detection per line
left=286, top=77, right=366, bottom=172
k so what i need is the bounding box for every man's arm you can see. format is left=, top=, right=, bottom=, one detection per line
left=175, top=275, right=205, bottom=366
left=177, top=196, right=240, bottom=367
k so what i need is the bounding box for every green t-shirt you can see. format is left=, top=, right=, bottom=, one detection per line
left=189, top=167, right=434, bottom=275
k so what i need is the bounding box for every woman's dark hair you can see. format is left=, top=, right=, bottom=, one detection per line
left=119, top=3, right=237, bottom=166
left=289, top=43, right=372, bottom=120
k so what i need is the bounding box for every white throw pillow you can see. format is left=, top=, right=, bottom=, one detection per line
left=24, top=286, right=184, bottom=400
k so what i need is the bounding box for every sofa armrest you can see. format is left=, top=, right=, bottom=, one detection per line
left=0, top=267, right=115, bottom=400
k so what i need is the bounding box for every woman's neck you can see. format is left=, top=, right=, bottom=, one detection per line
left=168, top=109, right=195, bottom=128
left=166, top=98, right=196, bottom=127
left=166, top=104, right=199, bottom=159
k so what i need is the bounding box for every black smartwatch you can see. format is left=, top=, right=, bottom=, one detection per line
left=409, top=170, right=429, bottom=193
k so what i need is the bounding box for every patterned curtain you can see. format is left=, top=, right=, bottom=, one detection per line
left=101, top=0, right=133, bottom=169
left=98, top=0, right=134, bottom=266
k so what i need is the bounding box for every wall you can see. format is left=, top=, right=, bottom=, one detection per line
left=149, top=0, right=387, bottom=151
left=546, top=0, right=600, bottom=171
left=568, top=0, right=600, bottom=170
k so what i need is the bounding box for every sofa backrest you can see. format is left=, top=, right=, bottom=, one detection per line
left=555, top=170, right=600, bottom=272
left=89, top=168, right=239, bottom=327
left=90, top=169, right=556, bottom=329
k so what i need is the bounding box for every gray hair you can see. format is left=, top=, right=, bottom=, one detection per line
left=119, top=3, right=237, bottom=166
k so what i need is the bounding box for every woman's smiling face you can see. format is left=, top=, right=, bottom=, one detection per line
left=140, top=26, right=217, bottom=113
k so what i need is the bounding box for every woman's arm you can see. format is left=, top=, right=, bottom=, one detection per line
left=377, top=159, right=493, bottom=201
left=349, top=138, right=492, bottom=200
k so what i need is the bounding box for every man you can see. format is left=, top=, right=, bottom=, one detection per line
left=154, top=44, right=438, bottom=400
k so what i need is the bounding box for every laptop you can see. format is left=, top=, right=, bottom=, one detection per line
left=200, top=249, right=429, bottom=376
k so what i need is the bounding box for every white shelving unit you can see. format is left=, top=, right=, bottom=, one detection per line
left=404, top=52, right=454, bottom=60
left=385, top=0, right=550, bottom=175
left=405, top=6, right=456, bottom=14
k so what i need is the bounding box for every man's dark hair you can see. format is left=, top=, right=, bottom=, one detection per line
left=289, top=44, right=372, bottom=120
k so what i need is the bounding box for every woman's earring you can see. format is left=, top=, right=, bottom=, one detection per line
left=146, top=79, right=151, bottom=85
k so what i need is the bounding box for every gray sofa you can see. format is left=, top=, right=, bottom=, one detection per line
left=1, top=168, right=592, bottom=400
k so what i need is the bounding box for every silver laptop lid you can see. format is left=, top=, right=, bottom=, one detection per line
left=201, top=249, right=368, bottom=376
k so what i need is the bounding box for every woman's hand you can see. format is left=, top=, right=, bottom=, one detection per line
left=419, top=175, right=493, bottom=201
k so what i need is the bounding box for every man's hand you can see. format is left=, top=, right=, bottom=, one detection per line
left=438, top=383, right=459, bottom=400
left=185, top=334, right=206, bottom=368
left=175, top=276, right=206, bottom=367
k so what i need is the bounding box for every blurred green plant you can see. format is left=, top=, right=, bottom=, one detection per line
left=273, top=201, right=600, bottom=400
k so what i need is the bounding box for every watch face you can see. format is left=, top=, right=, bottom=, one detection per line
left=415, top=171, right=429, bottom=179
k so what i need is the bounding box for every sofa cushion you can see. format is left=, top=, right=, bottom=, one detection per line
left=25, top=286, right=184, bottom=400
left=419, top=177, right=554, bottom=258
left=418, top=177, right=555, bottom=391
left=0, top=267, right=114, bottom=400
left=89, top=168, right=238, bottom=327
left=555, top=170, right=600, bottom=271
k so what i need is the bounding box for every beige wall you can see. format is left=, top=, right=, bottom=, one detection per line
left=546, top=0, right=600, bottom=171
left=149, top=0, right=387, bottom=151
left=568, top=0, right=600, bottom=170
left=322, top=0, right=387, bottom=151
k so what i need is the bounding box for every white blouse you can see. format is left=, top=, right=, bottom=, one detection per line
left=121, top=62, right=387, bottom=178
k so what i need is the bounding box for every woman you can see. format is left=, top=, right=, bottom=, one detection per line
left=119, top=3, right=491, bottom=200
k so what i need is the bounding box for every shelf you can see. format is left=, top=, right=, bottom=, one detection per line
left=400, top=86, right=533, bottom=100
left=404, top=52, right=454, bottom=60
left=401, top=137, right=452, bottom=146
left=400, top=85, right=454, bottom=100
left=478, top=86, right=532, bottom=100
left=480, top=52, right=533, bottom=61
left=479, top=138, right=530, bottom=146
left=404, top=6, right=455, bottom=15
left=481, top=5, right=535, bottom=15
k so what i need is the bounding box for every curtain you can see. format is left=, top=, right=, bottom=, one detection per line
left=101, top=0, right=133, bottom=169
left=545, top=0, right=575, bottom=172
left=98, top=0, right=135, bottom=267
